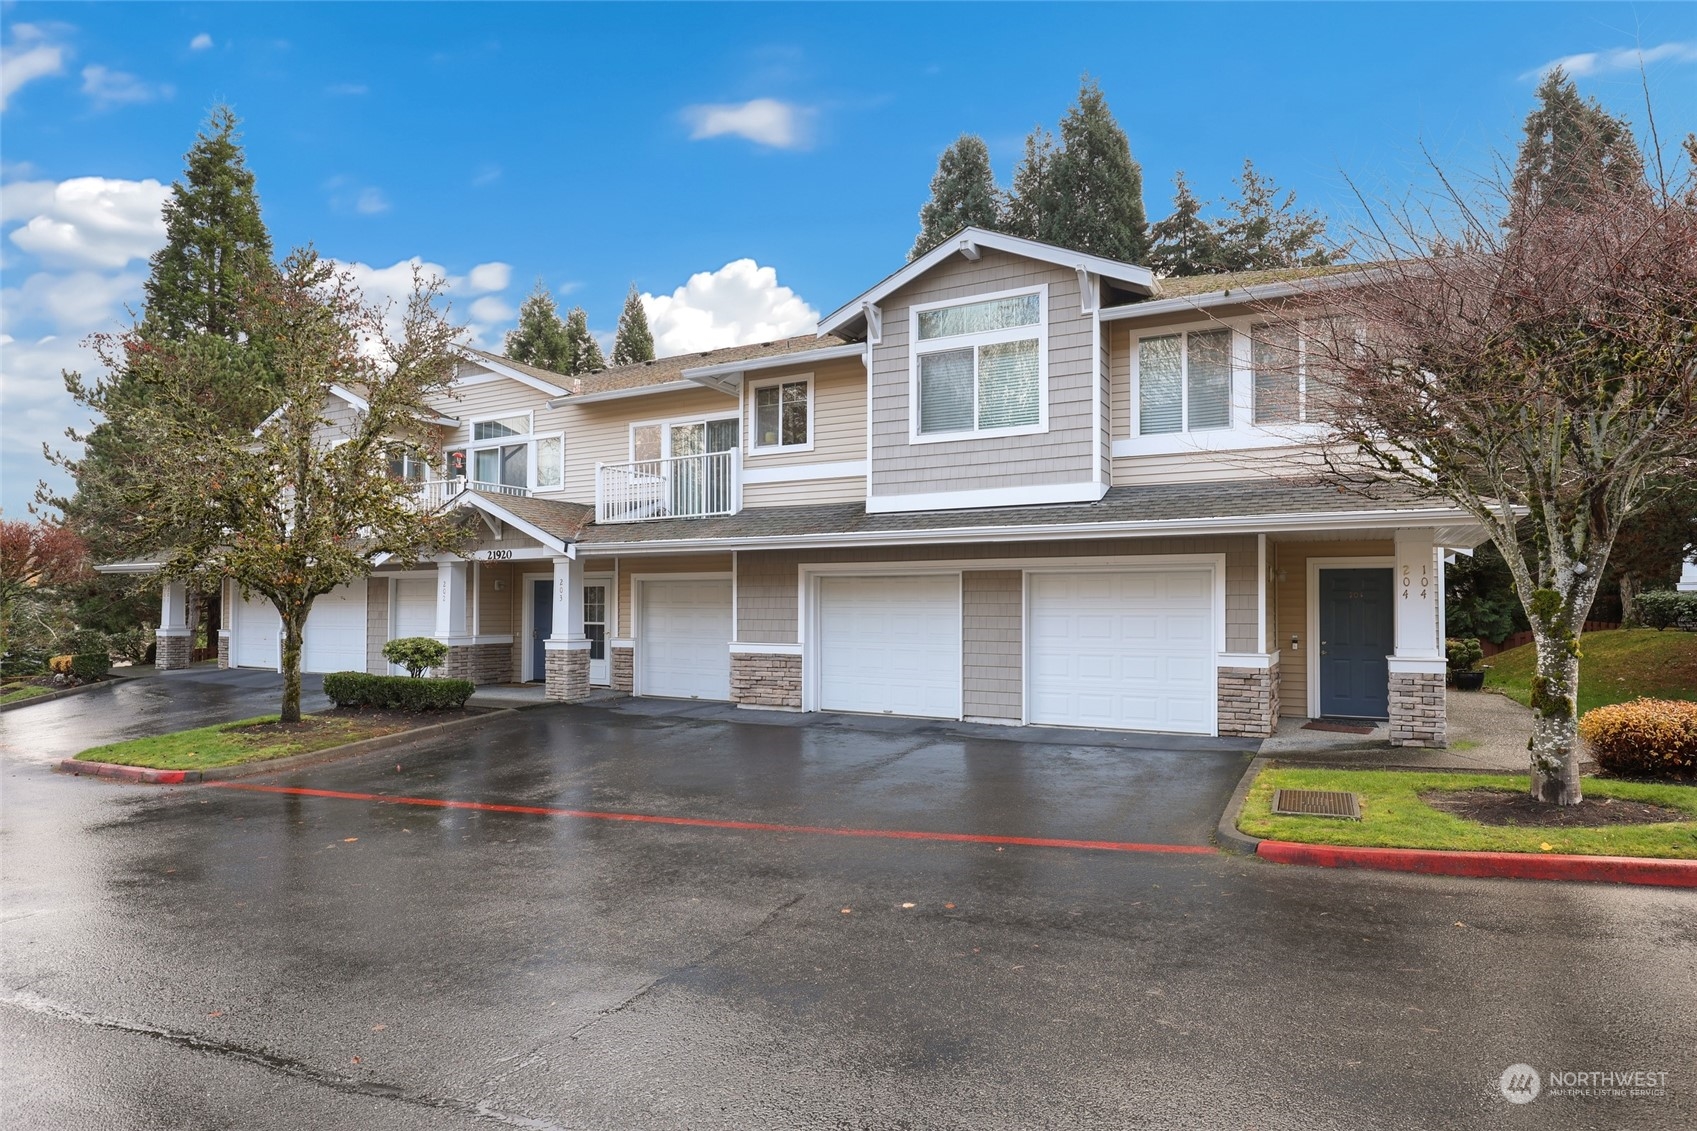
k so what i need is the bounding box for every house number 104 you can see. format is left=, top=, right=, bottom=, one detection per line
left=1401, top=564, right=1428, bottom=599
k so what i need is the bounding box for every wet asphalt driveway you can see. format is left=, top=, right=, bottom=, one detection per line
left=2, top=678, right=1694, bottom=1130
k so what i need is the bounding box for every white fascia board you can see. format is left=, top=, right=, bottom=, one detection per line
left=817, top=227, right=1156, bottom=336
left=93, top=560, right=165, bottom=574
left=582, top=504, right=1483, bottom=555
left=444, top=493, right=570, bottom=553
left=680, top=343, right=868, bottom=389
left=328, top=383, right=371, bottom=412
left=1099, top=268, right=1386, bottom=323
left=547, top=379, right=731, bottom=408
left=457, top=354, right=569, bottom=397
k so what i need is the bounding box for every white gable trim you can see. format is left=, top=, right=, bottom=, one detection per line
left=455, top=354, right=570, bottom=397
left=818, top=227, right=1155, bottom=336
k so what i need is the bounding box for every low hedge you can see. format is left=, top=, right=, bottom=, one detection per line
left=1579, top=698, right=1697, bottom=780
left=1634, top=590, right=1697, bottom=631
left=322, top=671, right=475, bottom=711
left=48, top=653, right=109, bottom=681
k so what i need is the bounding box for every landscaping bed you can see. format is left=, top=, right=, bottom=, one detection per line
left=1238, top=767, right=1697, bottom=859
left=73, top=707, right=476, bottom=772
left=1, top=674, right=110, bottom=706
left=1484, top=628, right=1697, bottom=714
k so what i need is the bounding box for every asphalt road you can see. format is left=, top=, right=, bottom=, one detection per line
left=2, top=688, right=1692, bottom=1130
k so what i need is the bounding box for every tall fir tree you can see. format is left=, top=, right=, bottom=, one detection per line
left=504, top=280, right=573, bottom=373
left=1003, top=128, right=1059, bottom=241
left=611, top=283, right=656, bottom=365
left=1147, top=171, right=1223, bottom=276
left=564, top=307, right=605, bottom=374
left=1210, top=159, right=1336, bottom=271
left=1039, top=77, right=1149, bottom=261
left=909, top=134, right=1003, bottom=260
left=1509, top=67, right=1644, bottom=225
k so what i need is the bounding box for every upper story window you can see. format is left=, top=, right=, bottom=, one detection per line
left=910, top=286, right=1047, bottom=441
left=1251, top=318, right=1353, bottom=424
left=460, top=412, right=563, bottom=491
left=751, top=376, right=811, bottom=451
left=386, top=450, right=430, bottom=483
left=630, top=415, right=739, bottom=463
left=1138, top=328, right=1232, bottom=435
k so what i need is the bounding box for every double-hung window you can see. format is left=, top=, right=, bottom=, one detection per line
left=1137, top=329, right=1232, bottom=435
left=465, top=413, right=563, bottom=492
left=751, top=377, right=811, bottom=451
left=1250, top=317, right=1357, bottom=425
left=912, top=287, right=1046, bottom=439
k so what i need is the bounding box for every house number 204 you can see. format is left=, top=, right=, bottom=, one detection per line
left=1401, top=564, right=1428, bottom=599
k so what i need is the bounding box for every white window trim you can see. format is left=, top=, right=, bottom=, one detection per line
left=746, top=372, right=815, bottom=454
left=627, top=411, right=741, bottom=461
left=1133, top=325, right=1235, bottom=438
left=462, top=410, right=564, bottom=492
left=908, top=283, right=1049, bottom=444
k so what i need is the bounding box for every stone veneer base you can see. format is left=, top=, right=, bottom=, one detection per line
left=610, top=647, right=634, bottom=693
left=441, top=642, right=513, bottom=685
left=730, top=651, right=802, bottom=710
left=545, top=647, right=591, bottom=702
left=1388, top=671, right=1446, bottom=747
left=216, top=633, right=231, bottom=670
left=1217, top=663, right=1279, bottom=738
left=155, top=631, right=192, bottom=672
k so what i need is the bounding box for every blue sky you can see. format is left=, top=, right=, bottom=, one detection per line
left=4, top=1, right=1695, bottom=516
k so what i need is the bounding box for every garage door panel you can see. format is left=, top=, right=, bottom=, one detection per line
left=233, top=593, right=279, bottom=669
left=303, top=584, right=366, bottom=673
left=639, top=579, right=731, bottom=700
left=818, top=575, right=960, bottom=720
left=1028, top=570, right=1216, bottom=735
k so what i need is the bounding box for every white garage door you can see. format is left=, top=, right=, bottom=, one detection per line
left=817, top=575, right=961, bottom=719
left=1028, top=570, right=1216, bottom=735
left=638, top=579, right=732, bottom=700
left=303, top=583, right=367, bottom=673
left=390, top=578, right=437, bottom=673
left=233, top=591, right=280, bottom=669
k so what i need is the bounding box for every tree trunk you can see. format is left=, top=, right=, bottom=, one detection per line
left=280, top=609, right=305, bottom=724
left=1619, top=572, right=1639, bottom=627
left=1527, top=629, right=1583, bottom=805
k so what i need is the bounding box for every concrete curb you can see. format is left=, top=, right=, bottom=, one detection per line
left=1214, top=754, right=1267, bottom=856
left=1256, top=840, right=1697, bottom=889
left=56, top=708, right=514, bottom=785
left=1, top=678, right=118, bottom=713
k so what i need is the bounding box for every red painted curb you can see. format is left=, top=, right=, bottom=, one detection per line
left=56, top=759, right=196, bottom=785
left=1256, top=840, right=1697, bottom=888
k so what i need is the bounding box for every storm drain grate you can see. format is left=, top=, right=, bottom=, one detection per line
left=1272, top=789, right=1362, bottom=819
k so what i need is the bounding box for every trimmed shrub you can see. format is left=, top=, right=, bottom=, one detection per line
left=322, top=671, right=474, bottom=711
left=1579, top=698, right=1697, bottom=780
left=1445, top=637, right=1484, bottom=672
left=1634, top=590, right=1697, bottom=631
left=382, top=636, right=448, bottom=677
left=1, top=646, right=51, bottom=677
left=69, top=652, right=109, bottom=681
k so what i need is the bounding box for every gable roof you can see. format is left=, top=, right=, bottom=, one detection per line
left=818, top=227, right=1157, bottom=338
left=459, top=348, right=573, bottom=396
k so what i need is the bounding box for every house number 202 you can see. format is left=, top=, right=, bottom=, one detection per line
left=1401, top=564, right=1428, bottom=599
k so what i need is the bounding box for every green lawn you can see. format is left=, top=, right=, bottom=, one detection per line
left=76, top=713, right=410, bottom=771
left=1238, top=767, right=1697, bottom=859
left=1484, top=628, right=1697, bottom=715
left=0, top=683, right=56, bottom=706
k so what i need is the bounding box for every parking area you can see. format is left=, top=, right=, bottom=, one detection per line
left=3, top=688, right=1693, bottom=1130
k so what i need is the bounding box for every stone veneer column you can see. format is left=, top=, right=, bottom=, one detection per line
left=1388, top=529, right=1447, bottom=748
left=1388, top=667, right=1447, bottom=747
left=1216, top=657, right=1279, bottom=738
left=730, top=646, right=802, bottom=710
left=155, top=578, right=192, bottom=670
left=216, top=631, right=231, bottom=669
left=609, top=642, right=634, bottom=693
left=543, top=554, right=591, bottom=702
left=545, top=643, right=591, bottom=701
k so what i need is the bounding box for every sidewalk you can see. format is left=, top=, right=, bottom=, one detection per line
left=1257, top=690, right=1544, bottom=772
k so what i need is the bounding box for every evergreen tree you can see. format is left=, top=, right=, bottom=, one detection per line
left=1148, top=171, right=1223, bottom=276
left=909, top=134, right=1003, bottom=260
left=1003, top=127, right=1059, bottom=242
left=1211, top=159, right=1336, bottom=271
left=564, top=307, right=605, bottom=374
left=611, top=283, right=655, bottom=365
left=1509, top=67, right=1644, bottom=224
left=1040, top=77, right=1149, bottom=261
left=504, top=280, right=573, bottom=373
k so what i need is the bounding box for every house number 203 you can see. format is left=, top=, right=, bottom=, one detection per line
left=1401, top=564, right=1428, bottom=599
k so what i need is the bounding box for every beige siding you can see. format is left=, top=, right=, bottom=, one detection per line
left=741, top=477, right=864, bottom=508
left=1270, top=537, right=1395, bottom=717
left=741, top=357, right=866, bottom=472
left=1111, top=447, right=1331, bottom=486
left=616, top=553, right=734, bottom=638
left=475, top=561, right=514, bottom=635
left=869, top=249, right=1097, bottom=498
left=735, top=537, right=1258, bottom=651
left=309, top=393, right=366, bottom=448
left=962, top=571, right=1022, bottom=721
left=364, top=577, right=389, bottom=674
left=553, top=386, right=739, bottom=504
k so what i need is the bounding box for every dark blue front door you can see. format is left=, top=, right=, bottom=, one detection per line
left=1319, top=568, right=1393, bottom=718
left=531, top=579, right=552, bottom=682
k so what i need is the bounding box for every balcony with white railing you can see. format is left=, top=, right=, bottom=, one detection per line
left=413, top=477, right=531, bottom=511
left=596, top=450, right=741, bottom=523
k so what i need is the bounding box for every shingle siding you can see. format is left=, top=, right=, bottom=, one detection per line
left=962, top=570, right=1022, bottom=720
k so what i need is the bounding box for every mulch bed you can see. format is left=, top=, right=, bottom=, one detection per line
left=1421, top=788, right=1691, bottom=828
left=238, top=707, right=478, bottom=738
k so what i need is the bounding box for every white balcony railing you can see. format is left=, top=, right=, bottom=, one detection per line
left=413, top=477, right=531, bottom=511
left=596, top=450, right=740, bottom=523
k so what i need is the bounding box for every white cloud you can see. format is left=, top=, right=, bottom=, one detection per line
left=81, top=64, right=172, bottom=109
left=462, top=262, right=510, bottom=293
left=471, top=164, right=502, bottom=188
left=642, top=259, right=818, bottom=356
left=326, top=82, right=368, bottom=96
left=355, top=187, right=389, bottom=215
left=329, top=256, right=518, bottom=350
left=3, top=176, right=170, bottom=269
left=468, top=295, right=515, bottom=324
left=189, top=33, right=213, bottom=52
left=1, top=24, right=69, bottom=111
left=1524, top=40, right=1697, bottom=81
left=682, top=98, right=812, bottom=149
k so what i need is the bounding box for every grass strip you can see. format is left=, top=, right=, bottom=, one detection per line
left=75, top=713, right=411, bottom=771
